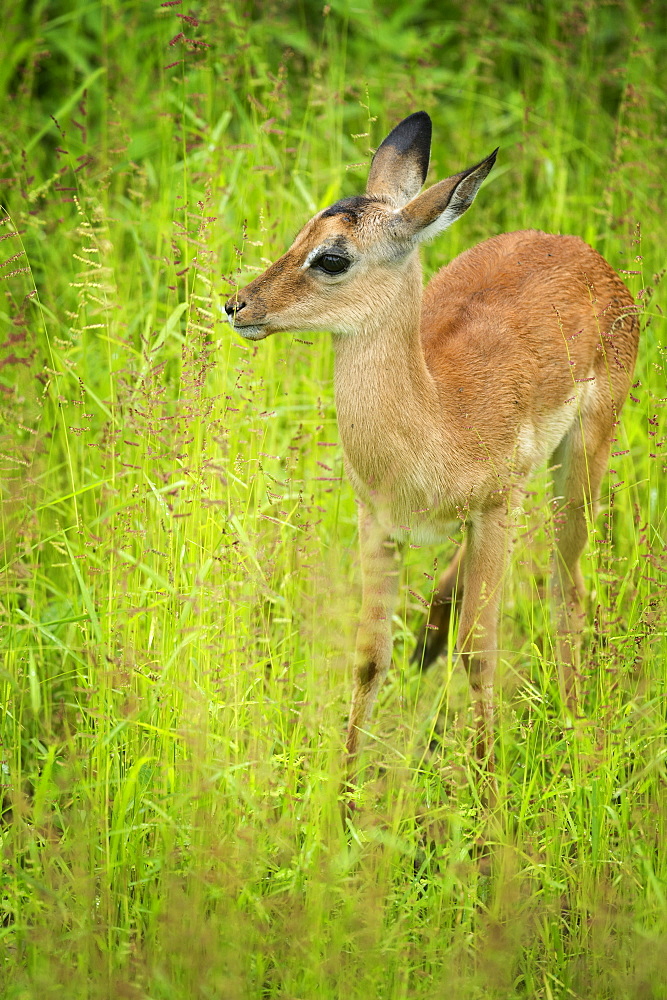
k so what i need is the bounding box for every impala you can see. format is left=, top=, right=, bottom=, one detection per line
left=225, top=112, right=639, bottom=780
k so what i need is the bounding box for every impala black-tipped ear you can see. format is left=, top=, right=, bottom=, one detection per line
left=366, top=111, right=432, bottom=208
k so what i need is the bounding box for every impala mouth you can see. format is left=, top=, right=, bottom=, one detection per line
left=222, top=307, right=270, bottom=341
left=234, top=323, right=270, bottom=341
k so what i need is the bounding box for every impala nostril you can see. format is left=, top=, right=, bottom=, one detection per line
left=224, top=298, right=246, bottom=317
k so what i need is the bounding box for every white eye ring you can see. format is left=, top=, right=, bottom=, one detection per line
left=301, top=243, right=353, bottom=272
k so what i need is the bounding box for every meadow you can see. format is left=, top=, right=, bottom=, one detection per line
left=1, top=0, right=666, bottom=996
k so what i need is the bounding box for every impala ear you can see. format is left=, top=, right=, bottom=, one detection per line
left=397, top=149, right=498, bottom=243
left=366, top=111, right=432, bottom=208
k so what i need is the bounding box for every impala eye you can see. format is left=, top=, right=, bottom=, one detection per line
left=311, top=253, right=350, bottom=275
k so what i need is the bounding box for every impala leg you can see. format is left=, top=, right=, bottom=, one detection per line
left=550, top=428, right=609, bottom=717
left=346, top=506, right=403, bottom=774
left=412, top=542, right=466, bottom=670
left=457, top=507, right=513, bottom=783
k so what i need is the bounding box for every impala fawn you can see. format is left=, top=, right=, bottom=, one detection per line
left=225, top=112, right=639, bottom=781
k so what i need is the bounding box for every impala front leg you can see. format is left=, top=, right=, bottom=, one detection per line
left=346, top=506, right=403, bottom=770
left=458, top=505, right=513, bottom=786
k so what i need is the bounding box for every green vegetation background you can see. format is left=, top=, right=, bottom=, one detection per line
left=1, top=1, right=666, bottom=997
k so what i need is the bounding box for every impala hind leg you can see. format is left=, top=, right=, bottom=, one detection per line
left=346, top=506, right=403, bottom=772
left=550, top=424, right=611, bottom=716
left=412, top=543, right=465, bottom=670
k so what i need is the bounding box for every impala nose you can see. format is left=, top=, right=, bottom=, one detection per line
left=224, top=297, right=246, bottom=318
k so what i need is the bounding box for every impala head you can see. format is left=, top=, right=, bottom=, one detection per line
left=224, top=112, right=497, bottom=341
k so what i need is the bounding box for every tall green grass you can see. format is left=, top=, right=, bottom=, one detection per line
left=1, top=1, right=666, bottom=996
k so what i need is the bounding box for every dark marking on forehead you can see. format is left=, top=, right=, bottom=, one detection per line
left=324, top=236, right=352, bottom=253
left=321, top=195, right=373, bottom=219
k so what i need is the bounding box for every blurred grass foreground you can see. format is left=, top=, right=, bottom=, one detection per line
left=1, top=1, right=666, bottom=997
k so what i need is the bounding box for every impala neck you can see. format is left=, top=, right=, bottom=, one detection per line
left=331, top=253, right=439, bottom=487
